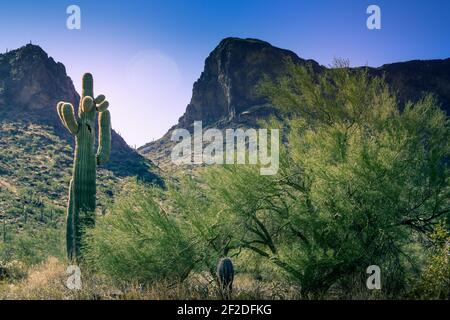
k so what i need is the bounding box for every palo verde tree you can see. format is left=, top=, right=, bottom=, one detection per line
left=199, top=59, right=450, bottom=297
left=57, top=73, right=111, bottom=262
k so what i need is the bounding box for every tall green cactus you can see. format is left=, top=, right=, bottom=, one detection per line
left=57, top=73, right=111, bottom=262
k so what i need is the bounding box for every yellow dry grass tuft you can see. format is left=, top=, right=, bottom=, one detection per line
left=0, top=257, right=301, bottom=300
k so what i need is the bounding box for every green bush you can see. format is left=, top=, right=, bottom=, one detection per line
left=410, top=223, right=450, bottom=299
left=79, top=60, right=450, bottom=298
left=167, top=176, right=241, bottom=275
left=189, top=59, right=450, bottom=297
left=0, top=226, right=65, bottom=266
left=84, top=179, right=197, bottom=283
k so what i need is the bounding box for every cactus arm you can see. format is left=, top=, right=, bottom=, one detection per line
left=80, top=96, right=94, bottom=114
left=97, top=110, right=111, bottom=165
left=58, top=102, right=79, bottom=135
left=62, top=103, right=79, bottom=134
left=94, top=94, right=109, bottom=112
left=57, top=101, right=65, bottom=123
left=96, top=100, right=109, bottom=112
left=57, top=101, right=70, bottom=132
left=94, top=94, right=105, bottom=104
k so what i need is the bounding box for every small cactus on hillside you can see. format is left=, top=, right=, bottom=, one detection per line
left=57, top=73, right=111, bottom=262
left=216, top=257, right=234, bottom=299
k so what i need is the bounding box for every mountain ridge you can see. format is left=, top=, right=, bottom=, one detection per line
left=139, top=37, right=450, bottom=163
left=0, top=43, right=162, bottom=184
left=0, top=43, right=164, bottom=235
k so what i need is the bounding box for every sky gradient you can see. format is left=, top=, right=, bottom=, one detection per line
left=0, top=0, right=449, bottom=146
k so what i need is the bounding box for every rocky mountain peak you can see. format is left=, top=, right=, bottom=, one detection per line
left=140, top=37, right=450, bottom=163
left=0, top=43, right=162, bottom=184
left=0, top=44, right=78, bottom=114
left=177, top=37, right=320, bottom=129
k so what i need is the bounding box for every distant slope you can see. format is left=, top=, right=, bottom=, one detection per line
left=0, top=120, right=117, bottom=229
left=369, top=59, right=450, bottom=111
left=0, top=43, right=163, bottom=184
left=0, top=44, right=163, bottom=231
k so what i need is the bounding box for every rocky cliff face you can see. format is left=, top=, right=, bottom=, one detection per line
left=0, top=44, right=162, bottom=184
left=370, top=59, right=450, bottom=112
left=140, top=37, right=450, bottom=161
left=0, top=44, right=78, bottom=116
left=178, top=38, right=322, bottom=129
left=175, top=38, right=450, bottom=129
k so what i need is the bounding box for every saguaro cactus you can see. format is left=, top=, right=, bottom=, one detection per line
left=57, top=73, right=111, bottom=262
left=216, top=257, right=234, bottom=299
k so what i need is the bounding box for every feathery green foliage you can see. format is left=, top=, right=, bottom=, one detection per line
left=84, top=179, right=195, bottom=283
left=82, top=61, right=449, bottom=298
left=199, top=60, right=450, bottom=297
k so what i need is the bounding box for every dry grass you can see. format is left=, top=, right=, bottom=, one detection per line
left=0, top=257, right=301, bottom=300
left=1, top=257, right=425, bottom=300
left=1, top=257, right=120, bottom=300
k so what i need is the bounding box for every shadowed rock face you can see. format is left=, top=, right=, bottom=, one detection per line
left=177, top=38, right=320, bottom=128
left=368, top=59, right=450, bottom=113
left=0, top=44, right=162, bottom=185
left=0, top=44, right=78, bottom=115
left=140, top=37, right=450, bottom=160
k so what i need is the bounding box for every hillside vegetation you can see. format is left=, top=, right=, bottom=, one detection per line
left=2, top=62, right=447, bottom=300
left=0, top=120, right=120, bottom=266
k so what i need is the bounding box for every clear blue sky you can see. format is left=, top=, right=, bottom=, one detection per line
left=0, top=0, right=449, bottom=146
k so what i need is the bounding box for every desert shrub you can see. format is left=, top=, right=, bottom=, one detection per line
left=167, top=176, right=242, bottom=275
left=84, top=179, right=197, bottom=283
left=0, top=259, right=26, bottom=281
left=0, top=256, right=293, bottom=300
left=72, top=60, right=449, bottom=298
left=0, top=226, right=64, bottom=267
left=409, top=223, right=450, bottom=299
left=186, top=60, right=450, bottom=297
